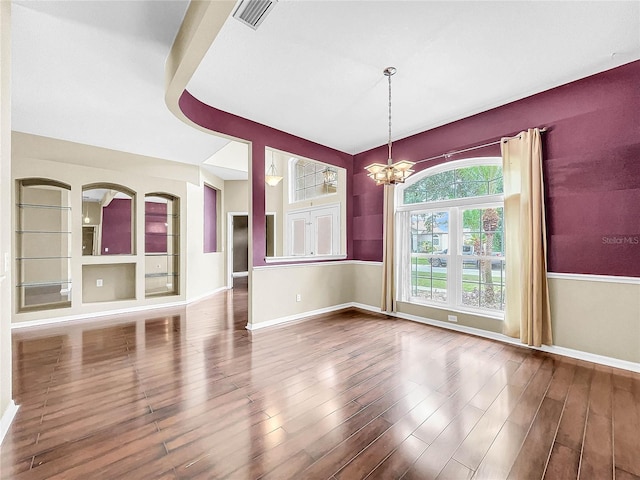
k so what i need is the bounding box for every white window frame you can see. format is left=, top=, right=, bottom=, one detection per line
left=396, top=157, right=504, bottom=319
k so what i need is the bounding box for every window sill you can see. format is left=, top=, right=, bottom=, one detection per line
left=264, top=254, right=347, bottom=264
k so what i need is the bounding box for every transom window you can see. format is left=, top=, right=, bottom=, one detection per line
left=290, top=158, right=338, bottom=203
left=397, top=158, right=506, bottom=316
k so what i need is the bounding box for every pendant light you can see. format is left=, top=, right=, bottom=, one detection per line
left=83, top=199, right=90, bottom=224
left=265, top=149, right=283, bottom=186
left=323, top=166, right=337, bottom=186
left=364, top=67, right=414, bottom=185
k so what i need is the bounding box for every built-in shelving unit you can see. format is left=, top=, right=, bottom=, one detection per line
left=145, top=194, right=180, bottom=297
left=15, top=181, right=183, bottom=313
left=16, top=180, right=72, bottom=312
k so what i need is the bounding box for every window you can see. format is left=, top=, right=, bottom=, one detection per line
left=397, top=158, right=505, bottom=316
left=203, top=184, right=218, bottom=253
left=290, top=158, right=338, bottom=203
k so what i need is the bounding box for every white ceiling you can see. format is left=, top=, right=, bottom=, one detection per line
left=189, top=0, right=640, bottom=154
left=11, top=0, right=233, bottom=175
left=11, top=1, right=640, bottom=181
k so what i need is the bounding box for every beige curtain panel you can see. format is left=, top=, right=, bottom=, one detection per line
left=381, top=184, right=395, bottom=313
left=501, top=128, right=552, bottom=347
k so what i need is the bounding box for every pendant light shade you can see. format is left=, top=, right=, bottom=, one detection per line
left=265, top=150, right=283, bottom=186
left=83, top=199, right=91, bottom=224
left=364, top=67, right=414, bottom=185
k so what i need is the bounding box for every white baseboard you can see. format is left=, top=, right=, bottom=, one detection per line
left=253, top=300, right=639, bottom=373
left=185, top=286, right=230, bottom=305
left=536, top=345, right=640, bottom=373
left=11, top=286, right=230, bottom=330
left=390, top=310, right=640, bottom=373
left=0, top=400, right=19, bottom=446
left=246, top=303, right=355, bottom=331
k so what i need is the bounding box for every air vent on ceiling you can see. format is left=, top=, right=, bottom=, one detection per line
left=233, top=0, right=277, bottom=30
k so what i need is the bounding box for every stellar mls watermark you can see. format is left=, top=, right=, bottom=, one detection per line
left=602, top=235, right=639, bottom=245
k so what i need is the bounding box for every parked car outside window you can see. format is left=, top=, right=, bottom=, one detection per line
left=430, top=247, right=504, bottom=269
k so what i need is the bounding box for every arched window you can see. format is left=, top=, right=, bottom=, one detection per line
left=396, top=158, right=505, bottom=316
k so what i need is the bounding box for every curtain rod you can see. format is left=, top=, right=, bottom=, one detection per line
left=414, top=127, right=547, bottom=165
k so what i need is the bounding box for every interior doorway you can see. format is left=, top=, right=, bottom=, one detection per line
left=228, top=213, right=248, bottom=288
left=227, top=212, right=276, bottom=288
left=82, top=226, right=96, bottom=255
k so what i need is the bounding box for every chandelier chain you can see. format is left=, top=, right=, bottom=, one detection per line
left=363, top=66, right=414, bottom=186
left=388, top=71, right=392, bottom=164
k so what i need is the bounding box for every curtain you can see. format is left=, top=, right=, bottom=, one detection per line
left=381, top=184, right=395, bottom=313
left=501, top=128, right=552, bottom=346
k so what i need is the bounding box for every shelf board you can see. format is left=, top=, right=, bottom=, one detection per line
left=18, top=280, right=72, bottom=288
left=17, top=230, right=72, bottom=234
left=17, top=203, right=72, bottom=210
left=17, top=256, right=72, bottom=260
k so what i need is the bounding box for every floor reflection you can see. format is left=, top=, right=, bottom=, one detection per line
left=12, top=279, right=248, bottom=407
left=7, top=277, right=639, bottom=480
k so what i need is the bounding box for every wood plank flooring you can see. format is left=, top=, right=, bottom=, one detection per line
left=2, top=278, right=639, bottom=479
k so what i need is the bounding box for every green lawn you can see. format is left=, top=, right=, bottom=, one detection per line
left=411, top=271, right=504, bottom=292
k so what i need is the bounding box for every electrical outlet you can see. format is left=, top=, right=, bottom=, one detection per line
left=296, top=294, right=302, bottom=302
left=96, top=279, right=103, bottom=287
left=447, top=315, right=457, bottom=323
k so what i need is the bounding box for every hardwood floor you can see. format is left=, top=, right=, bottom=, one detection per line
left=2, top=279, right=639, bottom=479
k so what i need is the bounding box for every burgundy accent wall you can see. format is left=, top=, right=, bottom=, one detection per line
left=179, top=92, right=354, bottom=267
left=204, top=184, right=217, bottom=253
left=145, top=202, right=167, bottom=253
left=101, top=198, right=132, bottom=255
left=353, top=61, right=640, bottom=276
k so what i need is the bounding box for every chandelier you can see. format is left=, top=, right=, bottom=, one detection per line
left=364, top=67, right=414, bottom=185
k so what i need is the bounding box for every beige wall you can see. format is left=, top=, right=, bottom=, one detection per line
left=12, top=133, right=227, bottom=323
left=351, top=262, right=383, bottom=308
left=82, top=263, right=136, bottom=303
left=185, top=170, right=226, bottom=301
left=247, top=261, right=377, bottom=328
left=224, top=180, right=248, bottom=213
left=352, top=262, right=639, bottom=365
left=549, top=276, right=640, bottom=363
left=0, top=0, right=12, bottom=425
left=250, top=262, right=355, bottom=326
